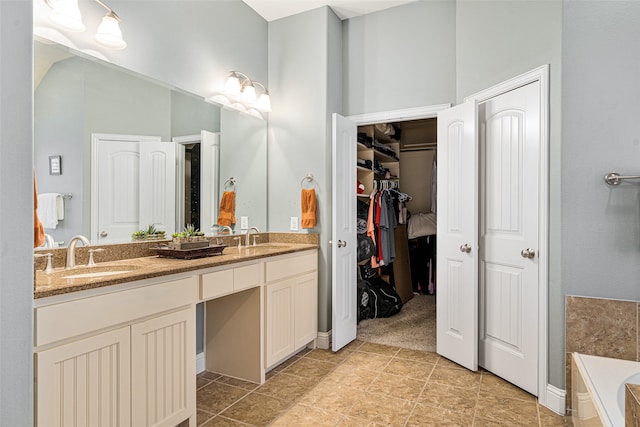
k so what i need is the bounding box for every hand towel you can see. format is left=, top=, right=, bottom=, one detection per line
left=301, top=188, right=317, bottom=229
left=34, top=174, right=45, bottom=248
left=217, top=191, right=236, bottom=226
left=37, top=193, right=64, bottom=229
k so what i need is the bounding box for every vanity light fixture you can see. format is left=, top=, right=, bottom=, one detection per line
left=43, top=0, right=127, bottom=50
left=221, top=71, right=272, bottom=113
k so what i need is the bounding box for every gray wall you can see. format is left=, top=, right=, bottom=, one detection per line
left=342, top=1, right=456, bottom=115
left=562, top=1, right=640, bottom=310
left=456, top=0, right=564, bottom=388
left=268, top=6, right=342, bottom=333
left=0, top=1, right=34, bottom=424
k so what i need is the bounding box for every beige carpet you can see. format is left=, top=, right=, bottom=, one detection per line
left=356, top=294, right=436, bottom=352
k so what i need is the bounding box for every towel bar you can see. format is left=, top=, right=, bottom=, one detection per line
left=604, top=172, right=640, bottom=186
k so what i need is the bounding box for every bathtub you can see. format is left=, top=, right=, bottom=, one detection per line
left=572, top=352, right=640, bottom=426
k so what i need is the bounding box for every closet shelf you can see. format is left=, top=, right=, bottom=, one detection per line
left=357, top=166, right=373, bottom=172
left=373, top=149, right=398, bottom=163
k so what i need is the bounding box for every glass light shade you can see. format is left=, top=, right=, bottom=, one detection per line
left=224, top=75, right=241, bottom=94
left=241, top=83, right=257, bottom=101
left=49, top=0, right=86, bottom=32
left=257, top=93, right=272, bottom=112
left=94, top=15, right=127, bottom=50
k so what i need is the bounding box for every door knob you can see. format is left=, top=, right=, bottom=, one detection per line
left=459, top=244, right=471, bottom=253
left=337, top=240, right=347, bottom=248
left=100, top=230, right=108, bottom=238
left=521, top=248, right=535, bottom=259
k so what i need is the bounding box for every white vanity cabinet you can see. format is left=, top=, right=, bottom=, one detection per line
left=34, top=275, right=198, bottom=427
left=264, top=250, right=318, bottom=369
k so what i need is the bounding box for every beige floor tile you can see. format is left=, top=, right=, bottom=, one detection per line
left=197, top=376, right=212, bottom=390
left=324, top=364, right=380, bottom=389
left=214, top=375, right=259, bottom=391
left=538, top=405, right=572, bottom=426
left=367, top=372, right=426, bottom=401
left=395, top=348, right=440, bottom=364
left=200, top=416, right=247, bottom=427
left=219, top=393, right=290, bottom=426
left=305, top=347, right=354, bottom=364
left=343, top=339, right=365, bottom=351
left=383, top=357, right=436, bottom=381
left=196, top=381, right=250, bottom=414
left=347, top=392, right=414, bottom=426
left=198, top=371, right=222, bottom=381
left=300, top=381, right=365, bottom=414
left=480, top=372, right=536, bottom=402
left=406, top=403, right=474, bottom=426
left=281, top=356, right=336, bottom=380
left=357, top=342, right=401, bottom=356
left=474, top=391, right=539, bottom=426
left=197, top=409, right=215, bottom=426
left=429, top=365, right=482, bottom=390
left=472, top=417, right=516, bottom=426
left=272, top=354, right=301, bottom=372
left=435, top=356, right=469, bottom=370
left=255, top=372, right=318, bottom=402
left=271, top=403, right=344, bottom=426
left=343, top=351, right=393, bottom=371
left=418, top=382, right=479, bottom=416
left=336, top=416, right=387, bottom=426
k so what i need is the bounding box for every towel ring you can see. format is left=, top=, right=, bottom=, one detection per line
left=224, top=177, right=236, bottom=191
left=300, top=173, right=316, bottom=189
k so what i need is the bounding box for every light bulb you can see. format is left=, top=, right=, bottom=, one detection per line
left=49, top=0, right=86, bottom=32
left=257, top=93, right=272, bottom=112
left=224, top=75, right=241, bottom=95
left=241, top=83, right=257, bottom=101
left=95, top=14, right=127, bottom=49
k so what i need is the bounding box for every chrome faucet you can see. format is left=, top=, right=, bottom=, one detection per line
left=217, top=225, right=233, bottom=235
left=43, top=234, right=56, bottom=248
left=245, top=226, right=260, bottom=247
left=66, top=235, right=90, bottom=268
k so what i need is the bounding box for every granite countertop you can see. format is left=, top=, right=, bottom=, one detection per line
left=35, top=242, right=318, bottom=299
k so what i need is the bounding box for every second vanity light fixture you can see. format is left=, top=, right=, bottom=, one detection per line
left=217, top=71, right=272, bottom=113
left=44, top=0, right=127, bottom=50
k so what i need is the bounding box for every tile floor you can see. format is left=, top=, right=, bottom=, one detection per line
left=196, top=340, right=571, bottom=426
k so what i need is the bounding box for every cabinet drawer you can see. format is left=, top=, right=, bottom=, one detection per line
left=266, top=251, right=317, bottom=282
left=201, top=269, right=234, bottom=300
left=234, top=263, right=261, bottom=291
left=35, top=276, right=198, bottom=347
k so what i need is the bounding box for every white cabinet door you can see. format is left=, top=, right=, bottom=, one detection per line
left=265, top=279, right=295, bottom=368
left=294, top=272, right=318, bottom=349
left=436, top=101, right=479, bottom=372
left=36, top=326, right=131, bottom=427
left=131, top=307, right=195, bottom=427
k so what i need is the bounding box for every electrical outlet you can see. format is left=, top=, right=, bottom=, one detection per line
left=290, top=216, right=299, bottom=231
left=240, top=216, right=249, bottom=230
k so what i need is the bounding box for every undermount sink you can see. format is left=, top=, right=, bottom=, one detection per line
left=57, top=265, right=141, bottom=279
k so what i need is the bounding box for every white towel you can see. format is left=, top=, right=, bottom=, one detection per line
left=37, top=193, right=64, bottom=229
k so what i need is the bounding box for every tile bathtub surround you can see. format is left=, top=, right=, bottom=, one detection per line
left=565, top=295, right=640, bottom=413
left=33, top=232, right=319, bottom=270
left=196, top=341, right=570, bottom=426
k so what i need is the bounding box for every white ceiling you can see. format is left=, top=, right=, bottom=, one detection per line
left=242, top=0, right=417, bottom=21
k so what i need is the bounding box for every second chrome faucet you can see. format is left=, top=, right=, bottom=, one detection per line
left=66, top=235, right=90, bottom=268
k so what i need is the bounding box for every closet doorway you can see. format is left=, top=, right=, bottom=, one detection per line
left=334, top=65, right=550, bottom=407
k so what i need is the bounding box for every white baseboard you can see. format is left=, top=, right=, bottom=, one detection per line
left=540, top=384, right=566, bottom=416
left=316, top=331, right=331, bottom=349
left=196, top=352, right=205, bottom=374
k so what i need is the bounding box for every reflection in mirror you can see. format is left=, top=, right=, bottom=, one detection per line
left=219, top=109, right=267, bottom=234
left=33, top=40, right=268, bottom=248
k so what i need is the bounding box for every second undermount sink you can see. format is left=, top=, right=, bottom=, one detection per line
left=59, top=265, right=141, bottom=279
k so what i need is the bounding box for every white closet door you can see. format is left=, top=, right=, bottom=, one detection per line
left=200, top=131, right=220, bottom=232
left=436, top=101, right=479, bottom=371
left=478, top=81, right=540, bottom=395
left=139, top=141, right=177, bottom=235
left=331, top=113, right=357, bottom=351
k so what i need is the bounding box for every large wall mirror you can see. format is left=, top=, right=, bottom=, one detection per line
left=34, top=39, right=267, bottom=248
